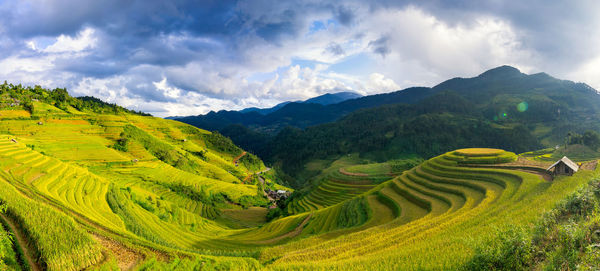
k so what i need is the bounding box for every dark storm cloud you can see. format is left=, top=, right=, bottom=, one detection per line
left=0, top=0, right=328, bottom=85
left=0, top=0, right=241, bottom=38
left=0, top=0, right=598, bottom=116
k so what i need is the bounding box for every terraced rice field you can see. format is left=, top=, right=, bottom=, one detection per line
left=0, top=101, right=293, bottom=270
left=258, top=148, right=595, bottom=270
left=0, top=97, right=596, bottom=270
left=289, top=162, right=399, bottom=214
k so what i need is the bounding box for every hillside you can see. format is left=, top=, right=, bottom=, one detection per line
left=303, top=92, right=362, bottom=105
left=235, top=91, right=362, bottom=117
left=258, top=149, right=596, bottom=269
left=200, top=66, right=600, bottom=183
left=0, top=83, right=293, bottom=270
left=2, top=101, right=597, bottom=270
left=0, top=81, right=598, bottom=270
left=173, top=87, right=432, bottom=133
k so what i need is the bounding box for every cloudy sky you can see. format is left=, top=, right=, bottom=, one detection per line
left=0, top=1, right=599, bottom=117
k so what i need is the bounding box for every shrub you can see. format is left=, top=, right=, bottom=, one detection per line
left=337, top=197, right=370, bottom=228
left=465, top=227, right=532, bottom=271
left=266, top=208, right=283, bottom=222
left=201, top=131, right=242, bottom=156
left=390, top=158, right=423, bottom=172
left=112, top=137, right=129, bottom=152
left=560, top=190, right=597, bottom=217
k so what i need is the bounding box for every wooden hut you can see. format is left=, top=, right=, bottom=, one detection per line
left=547, top=156, right=578, bottom=176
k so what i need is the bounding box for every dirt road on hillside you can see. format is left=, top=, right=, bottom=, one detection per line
left=0, top=213, right=42, bottom=271
left=233, top=151, right=247, bottom=165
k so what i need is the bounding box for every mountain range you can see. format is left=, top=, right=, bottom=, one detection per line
left=171, top=87, right=437, bottom=133
left=174, top=65, right=600, bottom=185
left=1, top=66, right=600, bottom=270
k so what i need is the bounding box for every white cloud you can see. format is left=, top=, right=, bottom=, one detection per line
left=365, top=73, right=399, bottom=93
left=568, top=53, right=600, bottom=91
left=0, top=56, right=53, bottom=73
left=152, top=78, right=181, bottom=99
left=361, top=7, right=539, bottom=88
left=0, top=2, right=598, bottom=119
left=26, top=41, right=36, bottom=50
left=43, top=27, right=97, bottom=53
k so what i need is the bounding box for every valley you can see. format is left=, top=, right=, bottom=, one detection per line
left=1, top=70, right=600, bottom=270
left=2, top=1, right=600, bottom=270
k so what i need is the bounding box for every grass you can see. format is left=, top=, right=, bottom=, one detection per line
left=0, top=98, right=596, bottom=270
left=551, top=144, right=600, bottom=161
left=219, top=207, right=268, bottom=228
left=0, top=101, right=295, bottom=268
left=454, top=148, right=505, bottom=156
left=0, top=175, right=102, bottom=271
left=258, top=149, right=594, bottom=270
left=0, top=110, right=30, bottom=119
left=0, top=215, right=20, bottom=271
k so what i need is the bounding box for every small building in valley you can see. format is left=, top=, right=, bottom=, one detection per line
left=267, top=189, right=290, bottom=200
left=547, top=156, right=579, bottom=176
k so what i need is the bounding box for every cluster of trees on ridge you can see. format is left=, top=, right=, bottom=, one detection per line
left=0, top=81, right=149, bottom=116
left=567, top=130, right=600, bottom=150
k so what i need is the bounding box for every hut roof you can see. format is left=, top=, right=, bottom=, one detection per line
left=547, top=156, right=579, bottom=172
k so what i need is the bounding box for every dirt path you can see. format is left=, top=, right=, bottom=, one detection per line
left=92, top=234, right=142, bottom=271
left=233, top=151, right=247, bottom=165
left=243, top=174, right=251, bottom=183
left=339, top=168, right=369, bottom=177
left=0, top=213, right=42, bottom=271
left=581, top=160, right=598, bottom=171
left=512, top=169, right=553, bottom=181
left=256, top=214, right=312, bottom=244
left=257, top=167, right=271, bottom=185
left=464, top=163, right=553, bottom=181
left=510, top=156, right=553, bottom=168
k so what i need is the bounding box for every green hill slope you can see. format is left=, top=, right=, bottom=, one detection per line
left=0, top=82, right=598, bottom=270
left=260, top=149, right=597, bottom=270
left=263, top=66, right=600, bottom=185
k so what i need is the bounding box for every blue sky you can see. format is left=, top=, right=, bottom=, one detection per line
left=0, top=0, right=599, bottom=117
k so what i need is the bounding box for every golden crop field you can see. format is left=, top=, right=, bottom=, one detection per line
left=0, top=100, right=596, bottom=270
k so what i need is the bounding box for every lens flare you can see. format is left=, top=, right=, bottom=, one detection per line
left=517, top=101, right=528, bottom=112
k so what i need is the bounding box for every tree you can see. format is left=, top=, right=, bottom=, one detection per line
left=583, top=130, right=600, bottom=150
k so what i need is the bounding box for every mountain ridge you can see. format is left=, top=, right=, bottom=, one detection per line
left=170, top=66, right=600, bottom=187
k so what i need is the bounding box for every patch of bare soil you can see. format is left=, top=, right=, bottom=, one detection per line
left=580, top=160, right=598, bottom=171
left=508, top=156, right=553, bottom=168
left=464, top=156, right=553, bottom=181
left=514, top=169, right=553, bottom=182
left=92, top=233, right=144, bottom=271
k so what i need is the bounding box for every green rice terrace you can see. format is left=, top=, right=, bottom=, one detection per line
left=0, top=86, right=599, bottom=270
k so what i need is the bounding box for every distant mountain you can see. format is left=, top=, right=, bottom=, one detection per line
left=239, top=101, right=291, bottom=115
left=267, top=65, right=600, bottom=176
left=304, top=91, right=362, bottom=105
left=173, top=65, right=600, bottom=184
left=235, top=91, right=362, bottom=116
left=173, top=88, right=432, bottom=133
